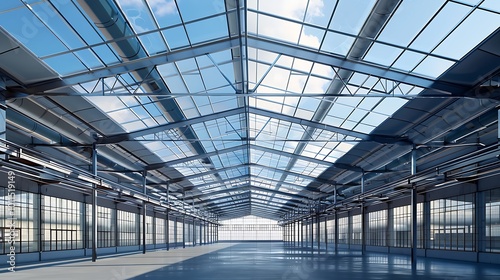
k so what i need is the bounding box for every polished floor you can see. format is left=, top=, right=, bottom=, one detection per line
left=4, top=243, right=500, bottom=279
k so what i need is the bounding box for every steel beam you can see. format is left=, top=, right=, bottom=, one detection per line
left=246, top=36, right=470, bottom=94
left=15, top=37, right=240, bottom=94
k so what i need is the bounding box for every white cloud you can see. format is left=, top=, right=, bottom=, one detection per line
left=118, top=0, right=177, bottom=17
left=249, top=0, right=333, bottom=95
left=149, top=0, right=177, bottom=17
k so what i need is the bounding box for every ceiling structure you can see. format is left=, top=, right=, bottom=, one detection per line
left=0, top=0, right=500, bottom=221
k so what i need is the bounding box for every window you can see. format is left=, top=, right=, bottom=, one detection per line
left=219, top=215, right=282, bottom=241
left=42, top=196, right=83, bottom=251
left=0, top=188, right=38, bottom=254
left=367, top=210, right=387, bottom=246
left=484, top=189, right=500, bottom=252
left=117, top=210, right=138, bottom=246
left=351, top=215, right=362, bottom=245
left=338, top=217, right=348, bottom=244
left=430, top=194, right=475, bottom=251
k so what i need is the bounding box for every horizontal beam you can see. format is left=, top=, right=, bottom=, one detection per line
left=14, top=37, right=240, bottom=94
left=99, top=107, right=245, bottom=144
left=246, top=36, right=470, bottom=94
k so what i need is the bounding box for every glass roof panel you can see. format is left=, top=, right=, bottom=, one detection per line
left=2, top=0, right=498, bottom=218
left=185, top=15, right=229, bottom=44
left=329, top=0, right=377, bottom=35
left=432, top=8, right=500, bottom=60
left=409, top=2, right=470, bottom=53
left=377, top=0, right=446, bottom=47
left=176, top=0, right=226, bottom=22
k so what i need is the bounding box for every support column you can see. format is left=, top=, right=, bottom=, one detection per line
left=301, top=219, right=304, bottom=248
left=325, top=216, right=328, bottom=252
left=410, top=148, right=418, bottom=270
left=91, top=143, right=98, bottom=262
left=193, top=219, right=196, bottom=246
left=182, top=190, right=186, bottom=248
left=142, top=171, right=147, bottom=254
left=361, top=172, right=366, bottom=255
left=316, top=214, right=320, bottom=252
left=334, top=211, right=338, bottom=254
left=166, top=210, right=170, bottom=251
left=334, top=185, right=338, bottom=254
left=182, top=216, right=186, bottom=249
left=0, top=99, right=6, bottom=159
left=166, top=182, right=170, bottom=250
left=476, top=191, right=485, bottom=261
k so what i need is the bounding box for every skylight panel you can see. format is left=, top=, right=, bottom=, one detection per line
left=320, top=32, right=355, bottom=56
left=409, top=2, right=470, bottom=53
left=185, top=15, right=229, bottom=44
left=257, top=0, right=308, bottom=21
left=252, top=12, right=302, bottom=44
left=162, top=26, right=190, bottom=49
left=304, top=0, right=336, bottom=27
left=376, top=0, right=446, bottom=47
left=0, top=7, right=66, bottom=57
left=364, top=43, right=403, bottom=67
left=299, top=26, right=324, bottom=49
left=412, top=56, right=456, bottom=79
left=1, top=0, right=23, bottom=10
left=481, top=0, right=500, bottom=12
left=392, top=50, right=426, bottom=72
left=147, top=0, right=181, bottom=27
left=43, top=54, right=87, bottom=75
left=329, top=0, right=377, bottom=35
left=432, top=8, right=500, bottom=60
left=177, top=0, right=226, bottom=22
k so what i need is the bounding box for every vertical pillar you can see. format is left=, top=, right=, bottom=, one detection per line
left=142, top=170, right=147, bottom=254
left=182, top=217, right=186, bottom=248
left=216, top=216, right=219, bottom=243
left=309, top=216, right=314, bottom=253
left=316, top=214, right=320, bottom=252
left=361, top=172, right=366, bottom=255
left=387, top=204, right=394, bottom=247
left=476, top=191, right=485, bottom=261
left=166, top=210, right=170, bottom=251
left=193, top=219, right=196, bottom=246
left=301, top=219, right=304, bottom=248
left=91, top=143, right=98, bottom=262
left=114, top=203, right=119, bottom=249
left=0, top=98, right=6, bottom=159
left=334, top=211, right=338, bottom=254
left=37, top=184, right=43, bottom=260
left=199, top=219, right=202, bottom=246
left=410, top=148, right=418, bottom=270
left=325, top=217, right=328, bottom=252
left=182, top=190, right=186, bottom=248
left=166, top=182, right=170, bottom=250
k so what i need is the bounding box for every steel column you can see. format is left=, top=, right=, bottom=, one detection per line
left=91, top=143, right=98, bottom=262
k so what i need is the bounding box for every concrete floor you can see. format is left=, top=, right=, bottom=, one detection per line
left=3, top=243, right=500, bottom=279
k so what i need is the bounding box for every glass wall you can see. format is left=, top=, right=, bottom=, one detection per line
left=219, top=215, right=282, bottom=241
left=338, top=217, right=348, bottom=244
left=392, top=205, right=410, bottom=247
left=168, top=217, right=176, bottom=244
left=351, top=214, right=362, bottom=245
left=155, top=217, right=165, bottom=244
left=326, top=218, right=335, bottom=245
left=117, top=210, right=138, bottom=246
left=485, top=188, right=500, bottom=252
left=0, top=189, right=38, bottom=254
left=430, top=194, right=475, bottom=251
left=367, top=210, right=387, bottom=246
left=42, top=196, right=83, bottom=251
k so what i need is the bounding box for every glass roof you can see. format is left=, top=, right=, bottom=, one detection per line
left=1, top=0, right=498, bottom=219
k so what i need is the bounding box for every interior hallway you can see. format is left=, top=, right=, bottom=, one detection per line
left=3, top=242, right=500, bottom=280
